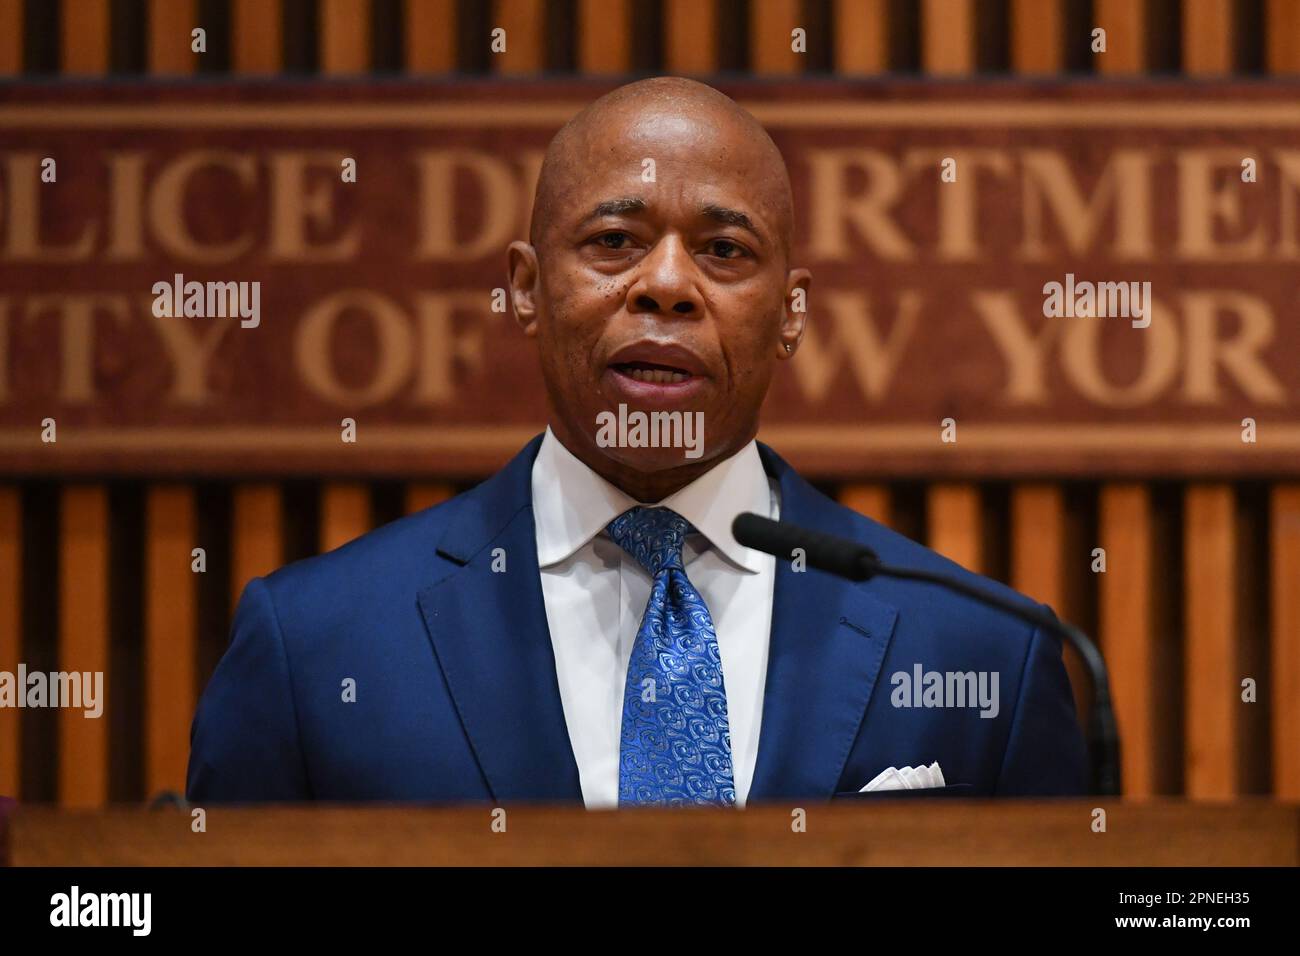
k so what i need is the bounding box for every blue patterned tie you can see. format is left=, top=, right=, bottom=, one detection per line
left=606, top=506, right=736, bottom=807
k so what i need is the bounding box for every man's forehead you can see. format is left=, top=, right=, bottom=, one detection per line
left=530, top=80, right=794, bottom=247
left=558, top=138, right=783, bottom=217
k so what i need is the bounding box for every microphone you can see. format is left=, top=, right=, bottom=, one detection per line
left=732, top=512, right=1121, bottom=797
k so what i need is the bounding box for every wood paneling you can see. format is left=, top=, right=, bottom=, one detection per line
left=0, top=0, right=20, bottom=74
left=839, top=484, right=891, bottom=527
left=922, top=0, right=974, bottom=74
left=665, top=0, right=717, bottom=73
left=834, top=0, right=887, bottom=74
left=0, top=488, right=19, bottom=796
left=750, top=0, right=802, bottom=75
left=231, top=485, right=282, bottom=610
left=1011, top=0, right=1062, bottom=73
left=1011, top=485, right=1065, bottom=608
left=927, top=484, right=982, bottom=573
left=144, top=486, right=196, bottom=798
left=405, top=0, right=456, bottom=73
left=148, top=0, right=198, bottom=75
left=579, top=0, right=630, bottom=73
left=405, top=483, right=455, bottom=515
left=1010, top=484, right=1089, bottom=718
left=492, top=0, right=544, bottom=74
left=1269, top=485, right=1300, bottom=798
left=233, top=0, right=282, bottom=74
left=1184, top=484, right=1238, bottom=798
left=1098, top=484, right=1158, bottom=797
left=320, top=484, right=371, bottom=553
left=58, top=486, right=109, bottom=808
left=321, top=0, right=371, bottom=74
left=1267, top=0, right=1300, bottom=73
left=1182, top=0, right=1234, bottom=74
left=1094, top=0, right=1145, bottom=74
left=61, top=0, right=110, bottom=75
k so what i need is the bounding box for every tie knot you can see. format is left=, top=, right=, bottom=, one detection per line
left=606, top=506, right=696, bottom=576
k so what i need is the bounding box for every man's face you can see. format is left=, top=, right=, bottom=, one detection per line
left=511, top=106, right=809, bottom=483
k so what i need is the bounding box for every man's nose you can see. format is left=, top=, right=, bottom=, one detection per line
left=625, top=237, right=702, bottom=317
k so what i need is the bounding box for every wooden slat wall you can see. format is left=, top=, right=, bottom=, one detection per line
left=751, top=0, right=803, bottom=74
left=1180, top=2, right=1243, bottom=801
left=918, top=4, right=983, bottom=576
left=834, top=0, right=890, bottom=527
left=320, top=485, right=372, bottom=554
left=1095, top=4, right=1163, bottom=800
left=0, top=0, right=20, bottom=796
left=148, top=0, right=198, bottom=75
left=922, top=0, right=975, bottom=74
left=1184, top=486, right=1239, bottom=797
left=2, top=0, right=1295, bottom=807
left=1012, top=0, right=1062, bottom=73
left=1011, top=484, right=1089, bottom=720
left=1270, top=487, right=1300, bottom=798
left=321, top=0, right=371, bottom=74
left=834, top=0, right=887, bottom=73
left=231, top=485, right=283, bottom=610
left=1095, top=0, right=1146, bottom=74
left=665, top=0, right=717, bottom=73
left=0, top=0, right=20, bottom=74
left=579, top=0, right=630, bottom=74
left=927, top=484, right=983, bottom=572
left=144, top=487, right=195, bottom=796
left=58, top=487, right=109, bottom=807
left=1267, top=1, right=1300, bottom=800
left=62, top=0, right=110, bottom=75
left=406, top=0, right=456, bottom=73
left=493, top=0, right=544, bottom=74
left=1183, top=0, right=1235, bottom=74
left=0, top=489, right=19, bottom=796
left=405, top=484, right=456, bottom=516
left=1267, top=0, right=1300, bottom=73
left=1099, top=485, right=1161, bottom=797
left=233, top=0, right=283, bottom=74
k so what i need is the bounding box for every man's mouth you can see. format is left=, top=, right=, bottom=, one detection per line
left=610, top=361, right=693, bottom=385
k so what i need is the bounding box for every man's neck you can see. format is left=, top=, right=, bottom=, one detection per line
left=548, top=424, right=751, bottom=504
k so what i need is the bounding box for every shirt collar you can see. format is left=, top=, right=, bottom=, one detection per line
left=531, top=426, right=772, bottom=573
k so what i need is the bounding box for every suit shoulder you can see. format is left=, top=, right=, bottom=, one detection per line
left=256, top=486, right=471, bottom=606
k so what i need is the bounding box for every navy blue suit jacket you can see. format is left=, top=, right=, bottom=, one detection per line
left=187, top=436, right=1088, bottom=803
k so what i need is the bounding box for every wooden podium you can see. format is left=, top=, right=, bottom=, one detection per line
left=5, top=800, right=1297, bottom=866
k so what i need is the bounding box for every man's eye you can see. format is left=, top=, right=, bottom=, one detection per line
left=708, top=239, right=747, bottom=259
left=596, top=232, right=631, bottom=250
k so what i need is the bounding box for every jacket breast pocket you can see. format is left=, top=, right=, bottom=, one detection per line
left=830, top=783, right=975, bottom=801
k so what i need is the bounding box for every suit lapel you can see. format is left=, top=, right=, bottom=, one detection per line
left=748, top=445, right=900, bottom=802
left=416, top=435, right=583, bottom=802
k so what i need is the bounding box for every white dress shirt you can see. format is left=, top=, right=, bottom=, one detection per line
left=531, top=427, right=780, bottom=808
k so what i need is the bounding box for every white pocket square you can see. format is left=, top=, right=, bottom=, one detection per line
left=859, top=761, right=946, bottom=792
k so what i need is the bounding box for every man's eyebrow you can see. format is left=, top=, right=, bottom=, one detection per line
left=701, top=204, right=761, bottom=239
left=580, top=197, right=647, bottom=225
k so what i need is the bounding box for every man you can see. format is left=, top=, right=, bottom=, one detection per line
left=187, top=77, right=1087, bottom=806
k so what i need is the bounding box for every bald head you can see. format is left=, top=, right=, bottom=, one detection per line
left=528, top=77, right=795, bottom=257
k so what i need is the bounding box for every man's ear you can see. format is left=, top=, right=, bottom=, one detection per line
left=507, top=241, right=540, bottom=336
left=778, top=267, right=812, bottom=359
